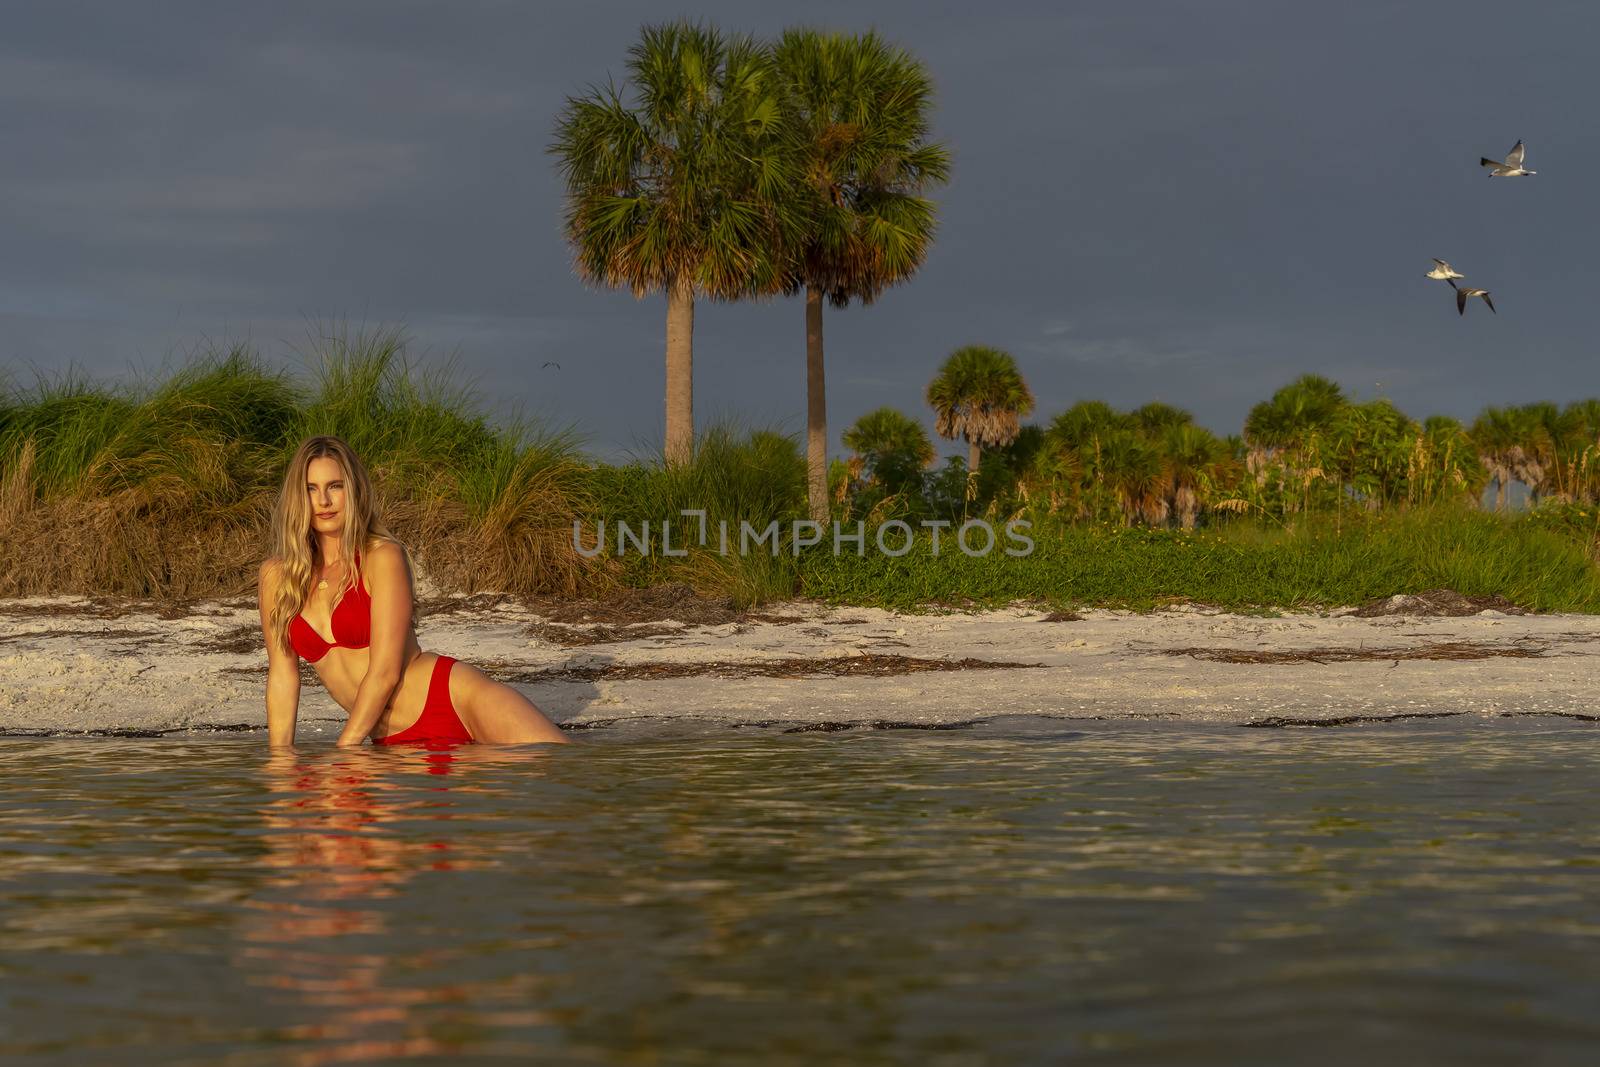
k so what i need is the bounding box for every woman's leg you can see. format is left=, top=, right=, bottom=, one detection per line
left=449, top=660, right=569, bottom=745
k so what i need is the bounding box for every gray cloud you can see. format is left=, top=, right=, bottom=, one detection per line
left=1, top=0, right=1597, bottom=462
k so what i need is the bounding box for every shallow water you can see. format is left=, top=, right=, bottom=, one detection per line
left=3, top=717, right=1599, bottom=1065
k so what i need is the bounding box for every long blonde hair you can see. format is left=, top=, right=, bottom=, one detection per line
left=265, top=435, right=412, bottom=654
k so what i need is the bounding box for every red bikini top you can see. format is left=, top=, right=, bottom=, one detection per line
left=288, top=549, right=371, bottom=662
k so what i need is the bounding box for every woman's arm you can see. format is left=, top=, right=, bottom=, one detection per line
left=258, top=560, right=301, bottom=747
left=335, top=541, right=411, bottom=746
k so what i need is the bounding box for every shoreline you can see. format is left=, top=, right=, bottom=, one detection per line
left=3, top=591, right=1598, bottom=737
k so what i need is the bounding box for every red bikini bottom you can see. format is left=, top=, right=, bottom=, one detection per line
left=372, top=655, right=473, bottom=746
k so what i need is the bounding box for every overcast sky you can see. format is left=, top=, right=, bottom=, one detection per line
left=1, top=1, right=1594, bottom=462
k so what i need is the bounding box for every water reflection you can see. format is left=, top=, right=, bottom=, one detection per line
left=234, top=747, right=497, bottom=1065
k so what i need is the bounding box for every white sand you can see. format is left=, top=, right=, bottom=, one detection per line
left=2, top=596, right=1597, bottom=736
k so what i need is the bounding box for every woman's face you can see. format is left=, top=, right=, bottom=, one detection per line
left=306, top=457, right=348, bottom=537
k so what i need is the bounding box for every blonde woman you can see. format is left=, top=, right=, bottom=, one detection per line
left=257, top=435, right=568, bottom=747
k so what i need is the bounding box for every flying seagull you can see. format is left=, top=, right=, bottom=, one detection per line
left=541, top=361, right=561, bottom=370
left=1449, top=279, right=1496, bottom=316
left=1480, top=140, right=1535, bottom=177
left=1425, top=258, right=1464, bottom=281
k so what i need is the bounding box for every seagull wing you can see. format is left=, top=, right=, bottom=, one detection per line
left=1480, top=156, right=1503, bottom=169
left=1506, top=141, right=1525, bottom=167
left=1482, top=292, right=1496, bottom=314
left=1456, top=287, right=1468, bottom=315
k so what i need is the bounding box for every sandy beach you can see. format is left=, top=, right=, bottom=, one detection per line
left=2, top=590, right=1596, bottom=737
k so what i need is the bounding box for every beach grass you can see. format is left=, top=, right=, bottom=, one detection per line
left=0, top=332, right=611, bottom=599
left=584, top=423, right=807, bottom=607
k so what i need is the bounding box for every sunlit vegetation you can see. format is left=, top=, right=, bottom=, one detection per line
left=0, top=331, right=605, bottom=600
left=4, top=341, right=1599, bottom=612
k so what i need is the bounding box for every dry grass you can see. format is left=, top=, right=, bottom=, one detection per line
left=0, top=491, right=272, bottom=599
left=0, top=334, right=619, bottom=602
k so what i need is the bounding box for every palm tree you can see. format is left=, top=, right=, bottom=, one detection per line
left=1024, top=436, right=1086, bottom=517
left=1045, top=400, right=1128, bottom=454
left=1095, top=428, right=1167, bottom=525
left=773, top=29, right=950, bottom=522
left=1040, top=401, right=1129, bottom=522
left=1561, top=399, right=1600, bottom=440
left=1158, top=423, right=1233, bottom=529
left=1244, top=375, right=1344, bottom=454
left=1515, top=402, right=1560, bottom=503
left=1469, top=407, right=1520, bottom=512
left=1131, top=402, right=1193, bottom=436
left=1559, top=399, right=1600, bottom=450
left=550, top=22, right=803, bottom=465
left=842, top=406, right=935, bottom=496
left=1043, top=399, right=1132, bottom=463
left=1243, top=374, right=1346, bottom=501
left=925, top=345, right=1035, bottom=475
left=1558, top=399, right=1600, bottom=503
left=1327, top=399, right=1417, bottom=509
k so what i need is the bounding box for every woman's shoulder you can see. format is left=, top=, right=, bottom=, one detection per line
left=360, top=537, right=408, bottom=567
left=258, top=557, right=287, bottom=588
left=358, top=538, right=413, bottom=588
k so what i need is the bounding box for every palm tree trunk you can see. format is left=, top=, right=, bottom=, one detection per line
left=968, top=439, right=980, bottom=475
left=664, top=276, right=694, bottom=466
left=1176, top=483, right=1197, bottom=530
left=805, top=285, right=828, bottom=525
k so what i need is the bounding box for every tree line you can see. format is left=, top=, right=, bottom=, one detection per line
left=840, top=362, right=1600, bottom=528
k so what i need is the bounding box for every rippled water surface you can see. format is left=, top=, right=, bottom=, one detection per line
left=3, top=718, right=1599, bottom=1065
